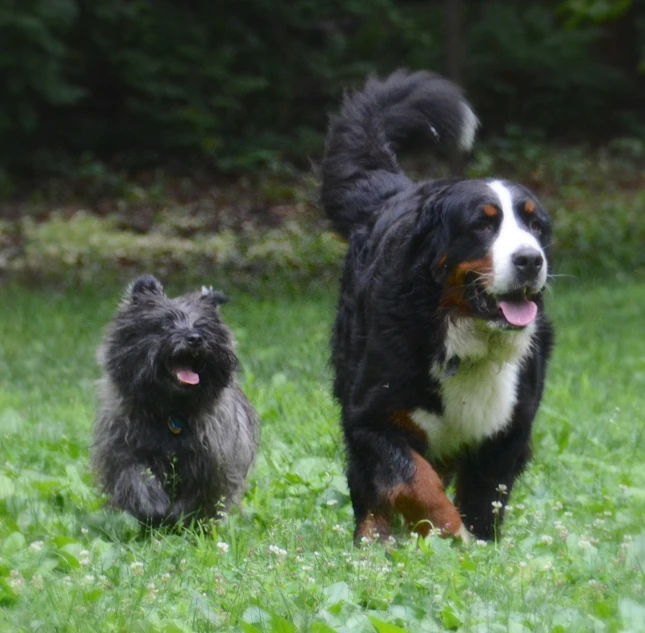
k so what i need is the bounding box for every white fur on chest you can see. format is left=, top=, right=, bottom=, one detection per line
left=411, top=318, right=534, bottom=458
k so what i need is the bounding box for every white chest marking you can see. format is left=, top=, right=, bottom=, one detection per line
left=412, top=318, right=535, bottom=458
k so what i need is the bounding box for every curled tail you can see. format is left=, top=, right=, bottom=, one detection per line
left=321, top=70, right=479, bottom=239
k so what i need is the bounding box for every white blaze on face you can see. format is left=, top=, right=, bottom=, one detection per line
left=487, top=180, right=547, bottom=294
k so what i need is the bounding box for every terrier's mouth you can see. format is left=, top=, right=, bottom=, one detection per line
left=168, top=352, right=202, bottom=386
left=465, top=276, right=539, bottom=329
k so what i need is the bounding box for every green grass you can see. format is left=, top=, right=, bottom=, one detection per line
left=1, top=276, right=644, bottom=633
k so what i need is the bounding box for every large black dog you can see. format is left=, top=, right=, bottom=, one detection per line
left=321, top=71, right=554, bottom=542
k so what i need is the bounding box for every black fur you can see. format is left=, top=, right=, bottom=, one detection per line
left=92, top=276, right=259, bottom=526
left=321, top=70, right=554, bottom=541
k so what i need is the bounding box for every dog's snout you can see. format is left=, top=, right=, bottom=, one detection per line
left=512, top=247, right=543, bottom=280
left=186, top=331, right=202, bottom=347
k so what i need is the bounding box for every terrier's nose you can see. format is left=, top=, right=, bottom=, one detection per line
left=512, top=247, right=543, bottom=280
left=186, top=332, right=202, bottom=347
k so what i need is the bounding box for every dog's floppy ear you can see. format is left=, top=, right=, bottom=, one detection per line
left=128, top=275, right=164, bottom=301
left=407, top=191, right=449, bottom=283
left=200, top=286, right=229, bottom=306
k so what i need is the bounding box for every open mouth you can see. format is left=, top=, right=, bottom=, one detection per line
left=167, top=352, right=203, bottom=386
left=495, top=288, right=538, bottom=328
left=464, top=276, right=538, bottom=329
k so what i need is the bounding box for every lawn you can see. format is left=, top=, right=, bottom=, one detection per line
left=1, top=275, right=644, bottom=633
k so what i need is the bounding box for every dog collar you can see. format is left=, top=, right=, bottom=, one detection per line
left=168, top=417, right=185, bottom=435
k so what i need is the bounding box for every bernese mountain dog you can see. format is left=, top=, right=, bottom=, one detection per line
left=321, top=70, right=554, bottom=542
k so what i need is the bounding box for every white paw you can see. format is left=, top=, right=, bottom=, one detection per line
left=455, top=524, right=473, bottom=544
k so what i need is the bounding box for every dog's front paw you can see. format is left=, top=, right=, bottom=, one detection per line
left=167, top=497, right=199, bottom=525
left=455, top=524, right=473, bottom=545
left=139, top=493, right=172, bottom=526
left=113, top=467, right=171, bottom=525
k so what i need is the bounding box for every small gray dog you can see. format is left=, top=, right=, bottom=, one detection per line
left=92, top=275, right=260, bottom=526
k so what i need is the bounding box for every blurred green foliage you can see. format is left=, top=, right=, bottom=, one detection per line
left=0, top=0, right=643, bottom=175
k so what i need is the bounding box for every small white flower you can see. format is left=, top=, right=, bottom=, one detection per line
left=540, top=535, right=553, bottom=546
left=578, top=537, right=593, bottom=550
left=542, top=561, right=553, bottom=571
left=491, top=501, right=503, bottom=514
left=326, top=499, right=338, bottom=506
left=519, top=561, right=527, bottom=568
left=516, top=503, right=526, bottom=511
left=216, top=542, right=229, bottom=554
left=81, top=528, right=89, bottom=535
left=268, top=545, right=287, bottom=557
left=301, top=565, right=313, bottom=572
left=79, top=549, right=91, bottom=566
left=331, top=523, right=346, bottom=535
left=29, top=541, right=44, bottom=552
left=475, top=539, right=487, bottom=547
left=553, top=501, right=563, bottom=510
left=161, top=573, right=171, bottom=583
left=505, top=505, right=514, bottom=512
left=31, top=574, right=44, bottom=590
left=130, top=561, right=144, bottom=575
left=496, top=484, right=508, bottom=494
left=564, top=511, right=573, bottom=518
left=9, top=570, right=24, bottom=590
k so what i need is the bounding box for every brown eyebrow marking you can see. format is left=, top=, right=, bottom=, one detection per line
left=483, top=204, right=498, bottom=217
left=524, top=201, right=535, bottom=213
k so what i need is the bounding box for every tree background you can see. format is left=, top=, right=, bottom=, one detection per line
left=0, top=0, right=643, bottom=283
left=0, top=0, right=642, bottom=180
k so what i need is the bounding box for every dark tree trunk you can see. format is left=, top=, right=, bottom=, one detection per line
left=444, top=0, right=466, bottom=176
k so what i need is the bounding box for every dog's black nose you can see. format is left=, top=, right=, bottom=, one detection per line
left=512, top=247, right=543, bottom=280
left=186, top=332, right=202, bottom=347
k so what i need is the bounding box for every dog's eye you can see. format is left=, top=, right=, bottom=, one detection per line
left=474, top=219, right=495, bottom=233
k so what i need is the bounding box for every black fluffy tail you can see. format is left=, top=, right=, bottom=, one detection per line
left=321, top=70, right=478, bottom=239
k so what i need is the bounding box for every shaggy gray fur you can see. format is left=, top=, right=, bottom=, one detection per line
left=92, top=275, right=260, bottom=526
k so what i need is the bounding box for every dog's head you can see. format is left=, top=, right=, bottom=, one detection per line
left=417, top=179, right=551, bottom=330
left=100, top=275, right=238, bottom=408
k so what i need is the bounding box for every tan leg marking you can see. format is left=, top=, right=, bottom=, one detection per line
left=355, top=512, right=393, bottom=542
left=389, top=451, right=464, bottom=538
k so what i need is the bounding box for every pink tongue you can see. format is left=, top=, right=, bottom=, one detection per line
left=176, top=368, right=200, bottom=385
left=499, top=299, right=537, bottom=327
